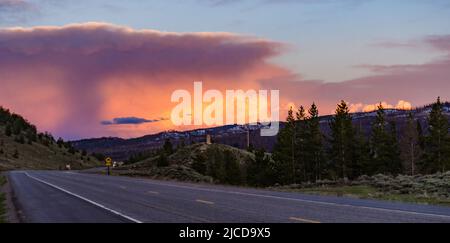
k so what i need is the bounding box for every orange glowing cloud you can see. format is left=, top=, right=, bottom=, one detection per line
left=1, top=22, right=450, bottom=139
left=0, top=22, right=288, bottom=139
left=346, top=100, right=413, bottom=113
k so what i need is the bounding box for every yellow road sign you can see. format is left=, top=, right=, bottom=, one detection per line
left=105, top=157, right=113, bottom=167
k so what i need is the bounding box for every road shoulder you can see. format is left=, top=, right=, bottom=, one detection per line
left=0, top=172, right=21, bottom=223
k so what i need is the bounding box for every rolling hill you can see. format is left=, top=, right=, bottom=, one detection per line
left=109, top=143, right=257, bottom=184
left=0, top=107, right=102, bottom=171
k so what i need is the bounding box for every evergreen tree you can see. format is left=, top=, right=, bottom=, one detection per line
left=370, top=104, right=402, bottom=175
left=192, top=153, right=207, bottom=175
left=163, top=139, right=174, bottom=155
left=157, top=152, right=169, bottom=167
left=400, top=113, right=422, bottom=175
left=5, top=124, right=12, bottom=137
left=417, top=120, right=426, bottom=151
left=386, top=121, right=403, bottom=174
left=57, top=138, right=64, bottom=148
left=12, top=119, right=22, bottom=135
left=304, top=103, right=325, bottom=182
left=329, top=101, right=355, bottom=179
left=294, top=106, right=308, bottom=182
left=25, top=130, right=37, bottom=143
left=68, top=145, right=77, bottom=154
left=247, top=149, right=275, bottom=187
left=273, top=107, right=296, bottom=184
left=206, top=147, right=226, bottom=182
left=353, top=122, right=371, bottom=176
left=224, top=150, right=241, bottom=185
left=15, top=135, right=25, bottom=144
left=422, top=97, right=450, bottom=173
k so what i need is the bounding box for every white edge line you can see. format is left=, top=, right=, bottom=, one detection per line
left=24, top=172, right=142, bottom=223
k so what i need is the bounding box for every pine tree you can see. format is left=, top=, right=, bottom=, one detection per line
left=273, top=107, right=296, bottom=184
left=12, top=119, right=22, bottom=135
left=163, top=139, right=174, bottom=155
left=15, top=135, right=25, bottom=144
left=329, top=101, right=355, bottom=179
left=157, top=152, right=169, bottom=167
left=247, top=149, right=275, bottom=187
left=5, top=124, right=12, bottom=137
left=370, top=104, right=402, bottom=175
left=304, top=103, right=325, bottom=182
left=386, top=120, right=403, bottom=174
left=353, top=122, right=371, bottom=177
left=422, top=97, right=450, bottom=173
left=400, top=112, right=422, bottom=175
left=295, top=106, right=308, bottom=182
left=57, top=138, right=64, bottom=148
left=192, top=153, right=207, bottom=175
left=224, top=150, right=241, bottom=185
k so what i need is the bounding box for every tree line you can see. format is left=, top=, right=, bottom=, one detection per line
left=1, top=106, right=95, bottom=162
left=269, top=97, right=450, bottom=185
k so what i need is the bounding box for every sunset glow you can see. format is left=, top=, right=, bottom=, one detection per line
left=1, top=1, right=450, bottom=139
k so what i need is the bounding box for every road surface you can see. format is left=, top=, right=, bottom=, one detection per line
left=7, top=171, right=450, bottom=223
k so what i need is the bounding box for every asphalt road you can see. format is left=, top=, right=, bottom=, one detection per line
left=8, top=170, right=450, bottom=223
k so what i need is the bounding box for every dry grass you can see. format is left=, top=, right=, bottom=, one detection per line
left=273, top=172, right=450, bottom=206
left=0, top=127, right=102, bottom=171
left=0, top=175, right=7, bottom=223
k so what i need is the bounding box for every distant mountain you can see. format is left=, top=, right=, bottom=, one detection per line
left=72, top=103, right=450, bottom=161
left=0, top=107, right=102, bottom=171
left=72, top=124, right=277, bottom=161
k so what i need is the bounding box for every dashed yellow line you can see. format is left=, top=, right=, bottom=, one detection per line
left=146, top=191, right=160, bottom=195
left=196, top=199, right=215, bottom=205
left=289, top=217, right=321, bottom=224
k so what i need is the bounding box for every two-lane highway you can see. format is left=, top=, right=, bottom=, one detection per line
left=8, top=171, right=450, bottom=223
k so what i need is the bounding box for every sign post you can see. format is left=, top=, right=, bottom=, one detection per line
left=105, top=157, right=113, bottom=176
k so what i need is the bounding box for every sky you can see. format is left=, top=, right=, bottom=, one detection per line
left=1, top=0, right=450, bottom=139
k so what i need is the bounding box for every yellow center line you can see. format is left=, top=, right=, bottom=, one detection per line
left=196, top=199, right=215, bottom=205
left=146, top=191, right=160, bottom=195
left=289, top=217, right=321, bottom=224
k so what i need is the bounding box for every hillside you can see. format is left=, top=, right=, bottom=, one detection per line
left=0, top=107, right=102, bottom=171
left=111, top=143, right=257, bottom=184
left=73, top=102, right=450, bottom=161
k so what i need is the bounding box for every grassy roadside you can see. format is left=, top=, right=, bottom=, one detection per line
left=93, top=166, right=450, bottom=207
left=278, top=185, right=450, bottom=207
left=0, top=174, right=7, bottom=223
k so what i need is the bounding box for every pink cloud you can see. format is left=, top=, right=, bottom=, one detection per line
left=267, top=35, right=450, bottom=116
left=1, top=23, right=449, bottom=139
left=0, top=22, right=287, bottom=139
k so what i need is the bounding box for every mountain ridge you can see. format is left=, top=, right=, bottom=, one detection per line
left=72, top=102, right=450, bottom=161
